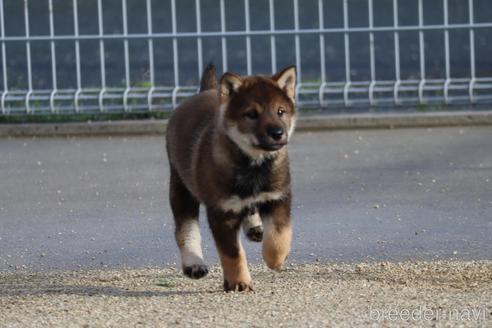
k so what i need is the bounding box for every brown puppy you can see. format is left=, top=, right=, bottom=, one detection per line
left=166, top=64, right=296, bottom=292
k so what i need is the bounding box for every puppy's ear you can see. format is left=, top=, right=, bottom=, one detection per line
left=273, top=65, right=296, bottom=101
left=219, top=72, right=242, bottom=101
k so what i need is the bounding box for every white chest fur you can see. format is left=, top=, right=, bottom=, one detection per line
left=219, top=191, right=284, bottom=214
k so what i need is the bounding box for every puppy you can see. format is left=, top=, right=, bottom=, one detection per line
left=166, top=64, right=296, bottom=291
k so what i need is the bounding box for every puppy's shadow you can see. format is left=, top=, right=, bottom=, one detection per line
left=0, top=284, right=220, bottom=297
left=0, top=272, right=223, bottom=298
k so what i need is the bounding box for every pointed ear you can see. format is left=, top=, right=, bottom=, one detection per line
left=219, top=72, right=242, bottom=100
left=273, top=65, right=296, bottom=100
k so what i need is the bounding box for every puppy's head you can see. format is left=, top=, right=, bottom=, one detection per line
left=219, top=66, right=297, bottom=158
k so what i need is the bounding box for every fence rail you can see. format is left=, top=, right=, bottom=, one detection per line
left=0, top=0, right=492, bottom=115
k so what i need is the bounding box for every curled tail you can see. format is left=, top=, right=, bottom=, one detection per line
left=199, top=63, right=217, bottom=92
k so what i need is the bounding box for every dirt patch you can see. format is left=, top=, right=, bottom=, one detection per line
left=1, top=261, right=491, bottom=327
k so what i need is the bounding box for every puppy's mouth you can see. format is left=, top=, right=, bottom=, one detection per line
left=255, top=142, right=287, bottom=151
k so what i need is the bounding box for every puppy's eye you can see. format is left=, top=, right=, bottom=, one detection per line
left=277, top=107, right=286, bottom=117
left=244, top=111, right=259, bottom=120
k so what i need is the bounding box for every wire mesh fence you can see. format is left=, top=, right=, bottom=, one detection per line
left=0, top=0, right=492, bottom=115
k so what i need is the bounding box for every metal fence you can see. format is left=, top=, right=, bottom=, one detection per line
left=1, top=0, right=492, bottom=115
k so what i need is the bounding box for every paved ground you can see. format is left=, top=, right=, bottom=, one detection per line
left=0, top=127, right=491, bottom=272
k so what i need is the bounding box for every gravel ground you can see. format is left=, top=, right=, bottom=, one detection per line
left=1, top=261, right=491, bottom=328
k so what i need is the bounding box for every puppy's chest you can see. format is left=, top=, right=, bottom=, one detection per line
left=231, top=161, right=273, bottom=198
left=218, top=159, right=284, bottom=214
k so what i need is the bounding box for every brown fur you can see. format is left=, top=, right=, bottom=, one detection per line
left=261, top=195, right=293, bottom=270
left=166, top=64, right=297, bottom=291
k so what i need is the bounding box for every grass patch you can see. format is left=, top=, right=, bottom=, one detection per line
left=155, top=278, right=175, bottom=288
left=415, top=103, right=447, bottom=112
left=0, top=112, right=171, bottom=124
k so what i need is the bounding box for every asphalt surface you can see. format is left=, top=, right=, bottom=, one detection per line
left=0, top=127, right=491, bottom=271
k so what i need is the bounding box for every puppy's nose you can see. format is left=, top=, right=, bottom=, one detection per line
left=267, top=125, right=284, bottom=141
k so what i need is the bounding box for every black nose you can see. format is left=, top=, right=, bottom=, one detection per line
left=267, top=126, right=284, bottom=141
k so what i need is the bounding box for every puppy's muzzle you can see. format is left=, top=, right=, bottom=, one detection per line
left=267, top=125, right=284, bottom=141
left=256, top=125, right=288, bottom=151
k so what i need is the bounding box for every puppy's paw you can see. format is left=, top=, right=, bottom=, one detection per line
left=183, top=264, right=209, bottom=279
left=245, top=225, right=263, bottom=242
left=223, top=280, right=254, bottom=292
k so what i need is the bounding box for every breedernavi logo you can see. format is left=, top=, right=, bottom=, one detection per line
left=369, top=306, right=489, bottom=322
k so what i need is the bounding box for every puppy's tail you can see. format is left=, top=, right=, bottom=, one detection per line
left=199, top=63, right=217, bottom=92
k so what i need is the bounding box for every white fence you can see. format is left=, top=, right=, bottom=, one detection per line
left=1, top=0, right=492, bottom=115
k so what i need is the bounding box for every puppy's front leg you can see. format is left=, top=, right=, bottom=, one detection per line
left=207, top=207, right=253, bottom=292
left=260, top=194, right=292, bottom=270
left=169, top=167, right=208, bottom=279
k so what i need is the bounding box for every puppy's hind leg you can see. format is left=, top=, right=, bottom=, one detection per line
left=242, top=208, right=263, bottom=242
left=169, top=166, right=208, bottom=279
